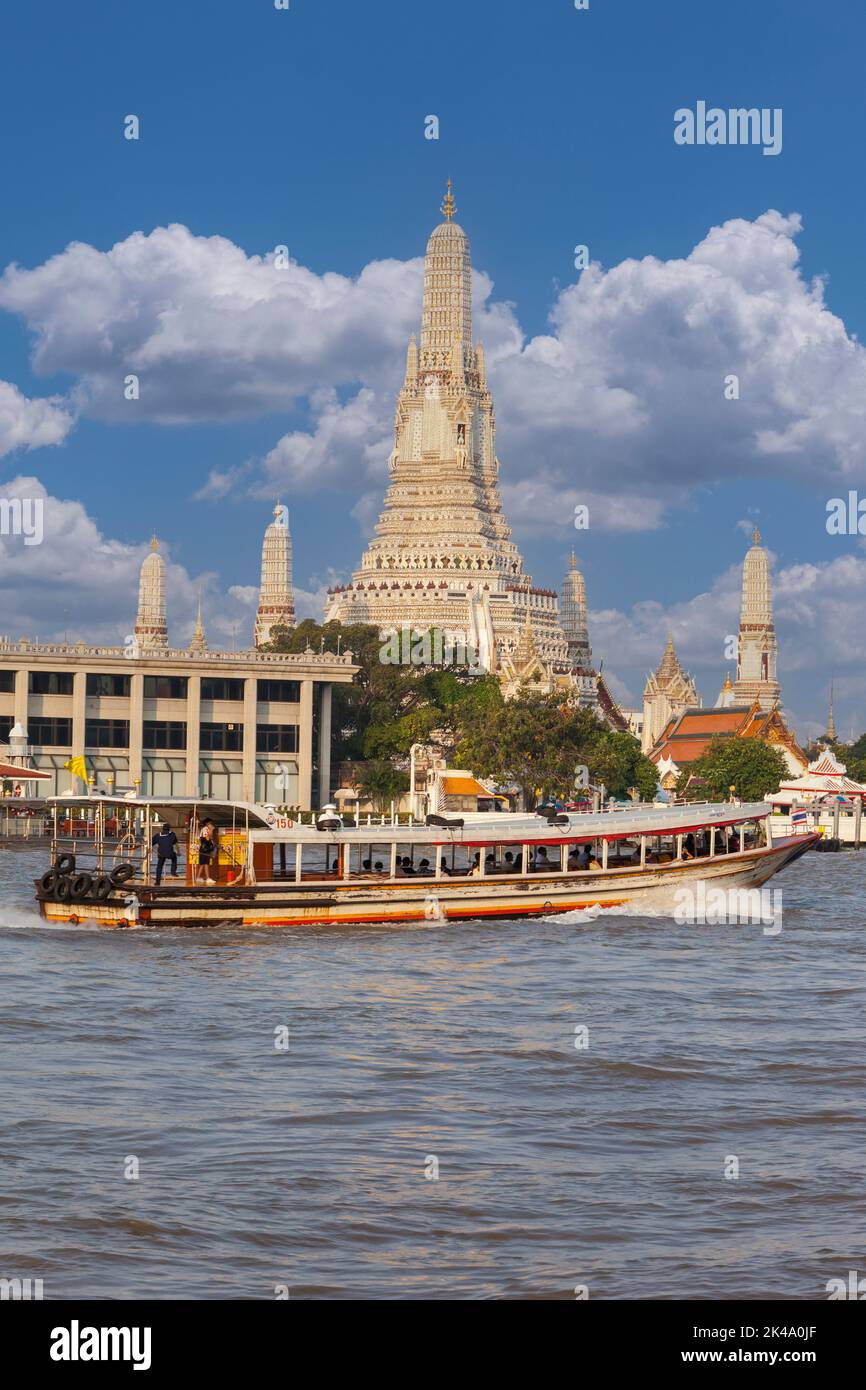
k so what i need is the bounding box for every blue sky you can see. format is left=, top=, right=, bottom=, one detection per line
left=1, top=0, right=865, bottom=737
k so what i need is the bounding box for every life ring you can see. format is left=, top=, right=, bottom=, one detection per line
left=70, top=872, right=94, bottom=899
left=93, top=875, right=113, bottom=901
left=55, top=852, right=76, bottom=874
left=109, top=863, right=135, bottom=887
left=39, top=868, right=60, bottom=895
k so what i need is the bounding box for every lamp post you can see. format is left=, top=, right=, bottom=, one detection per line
left=409, top=742, right=426, bottom=822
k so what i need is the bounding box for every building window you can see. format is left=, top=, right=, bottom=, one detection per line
left=29, top=671, right=74, bottom=696
left=86, top=754, right=131, bottom=792
left=200, top=677, right=245, bottom=702
left=0, top=717, right=13, bottom=742
left=256, top=724, right=298, bottom=753
left=257, top=679, right=300, bottom=703
left=143, top=675, right=188, bottom=699
left=31, top=753, right=77, bottom=798
left=200, top=721, right=243, bottom=752
left=28, top=717, right=73, bottom=746
left=85, top=719, right=130, bottom=749
left=256, top=759, right=298, bottom=804
left=86, top=673, right=131, bottom=697
left=199, top=757, right=244, bottom=800
left=143, top=720, right=187, bottom=750
left=143, top=756, right=186, bottom=797
left=0, top=671, right=15, bottom=693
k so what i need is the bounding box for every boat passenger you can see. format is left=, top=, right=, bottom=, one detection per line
left=588, top=854, right=602, bottom=871
left=534, top=847, right=550, bottom=871
left=374, top=861, right=384, bottom=874
left=417, top=858, right=432, bottom=876
left=502, top=851, right=515, bottom=873
left=152, top=822, right=179, bottom=885
left=401, top=856, right=415, bottom=876
left=469, top=853, right=482, bottom=877
left=197, top=821, right=217, bottom=884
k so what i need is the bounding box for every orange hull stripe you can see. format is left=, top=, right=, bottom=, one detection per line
left=239, top=899, right=628, bottom=926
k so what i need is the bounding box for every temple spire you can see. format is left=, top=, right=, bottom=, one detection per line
left=560, top=550, right=591, bottom=670
left=134, top=536, right=167, bottom=650
left=324, top=186, right=574, bottom=689
left=255, top=502, right=295, bottom=647
left=733, top=527, right=780, bottom=711
left=189, top=588, right=207, bottom=655
left=826, top=682, right=836, bottom=742
left=420, top=187, right=471, bottom=358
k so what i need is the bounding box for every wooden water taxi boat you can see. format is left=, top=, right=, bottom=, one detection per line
left=34, top=795, right=819, bottom=928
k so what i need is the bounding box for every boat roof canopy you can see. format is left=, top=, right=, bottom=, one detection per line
left=47, top=795, right=274, bottom=828
left=45, top=796, right=770, bottom=843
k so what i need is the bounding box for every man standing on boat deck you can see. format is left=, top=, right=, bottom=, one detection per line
left=152, top=822, right=179, bottom=885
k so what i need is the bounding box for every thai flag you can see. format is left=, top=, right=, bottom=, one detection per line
left=791, top=809, right=808, bottom=829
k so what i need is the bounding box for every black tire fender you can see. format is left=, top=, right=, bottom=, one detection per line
left=70, top=872, right=93, bottom=899
left=55, top=876, right=74, bottom=902
left=55, top=852, right=76, bottom=874
left=93, top=875, right=113, bottom=901
left=39, top=869, right=59, bottom=895
left=109, top=863, right=135, bottom=887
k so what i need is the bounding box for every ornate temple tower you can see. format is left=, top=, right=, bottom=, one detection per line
left=818, top=683, right=837, bottom=745
left=325, top=183, right=569, bottom=673
left=733, top=528, right=780, bottom=711
left=188, top=591, right=207, bottom=656
left=560, top=550, right=592, bottom=669
left=134, top=536, right=168, bottom=650
left=255, top=503, right=295, bottom=647
left=641, top=634, right=700, bottom=753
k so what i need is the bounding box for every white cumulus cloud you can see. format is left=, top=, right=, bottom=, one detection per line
left=0, top=380, right=74, bottom=458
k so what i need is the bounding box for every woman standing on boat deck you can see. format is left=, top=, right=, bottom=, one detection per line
left=197, top=820, right=217, bottom=884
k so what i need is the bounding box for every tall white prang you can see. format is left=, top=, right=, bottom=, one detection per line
left=560, top=549, right=592, bottom=670
left=733, top=528, right=780, bottom=711
left=255, top=503, right=295, bottom=647
left=134, top=535, right=168, bottom=650
left=325, top=182, right=570, bottom=675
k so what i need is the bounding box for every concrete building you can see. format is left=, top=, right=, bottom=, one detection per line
left=0, top=514, right=355, bottom=806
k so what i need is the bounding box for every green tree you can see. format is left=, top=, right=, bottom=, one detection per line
left=676, top=736, right=788, bottom=803
left=352, top=760, right=410, bottom=814
left=266, top=620, right=501, bottom=764
left=454, top=690, right=604, bottom=810
left=587, top=730, right=659, bottom=802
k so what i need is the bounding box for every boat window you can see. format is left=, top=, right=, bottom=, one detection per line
left=393, top=845, right=437, bottom=877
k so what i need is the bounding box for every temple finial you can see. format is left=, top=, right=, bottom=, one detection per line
left=752, top=526, right=760, bottom=546
left=150, top=533, right=158, bottom=552
left=570, top=548, right=577, bottom=570
left=826, top=681, right=836, bottom=741
left=441, top=178, right=456, bottom=221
